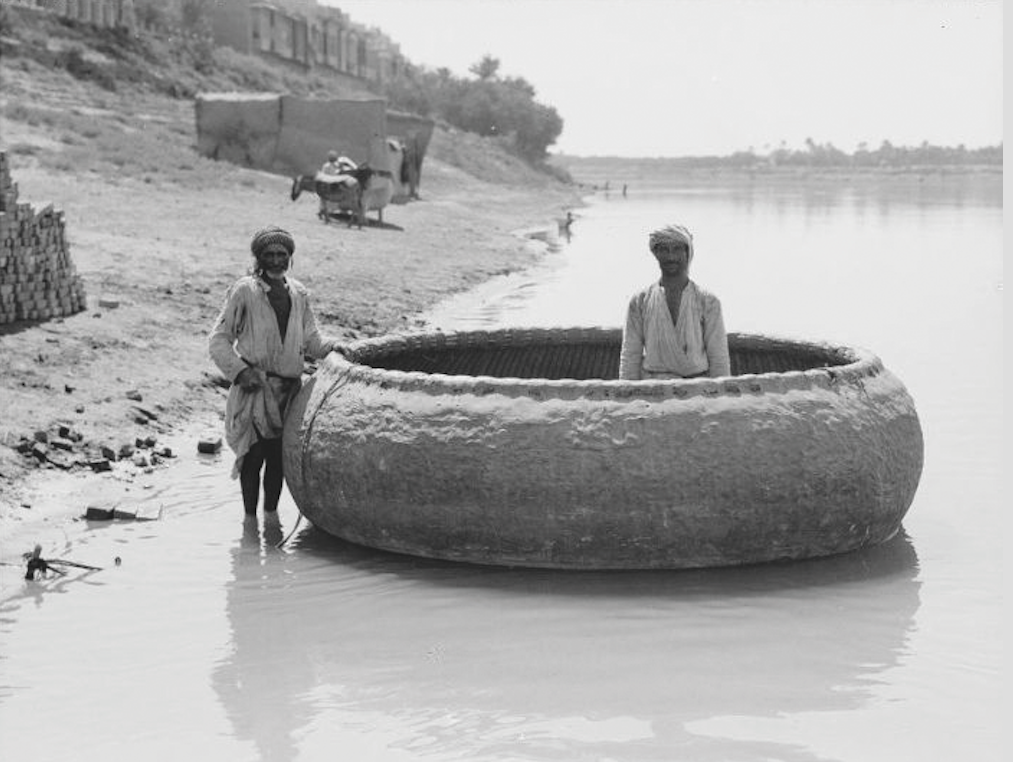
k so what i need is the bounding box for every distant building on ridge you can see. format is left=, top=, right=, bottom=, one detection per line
left=10, top=0, right=406, bottom=93
left=209, top=0, right=405, bottom=92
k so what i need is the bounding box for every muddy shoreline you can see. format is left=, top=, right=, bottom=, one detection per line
left=0, top=149, right=580, bottom=538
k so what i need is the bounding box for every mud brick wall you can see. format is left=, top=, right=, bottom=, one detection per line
left=0, top=152, right=87, bottom=324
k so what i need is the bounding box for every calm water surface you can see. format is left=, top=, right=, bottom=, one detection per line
left=1, top=179, right=1002, bottom=761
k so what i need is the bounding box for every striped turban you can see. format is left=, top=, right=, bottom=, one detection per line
left=649, top=224, right=694, bottom=263
left=250, top=225, right=295, bottom=258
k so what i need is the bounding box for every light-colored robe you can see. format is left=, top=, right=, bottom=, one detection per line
left=208, top=275, right=332, bottom=476
left=618, top=280, right=730, bottom=380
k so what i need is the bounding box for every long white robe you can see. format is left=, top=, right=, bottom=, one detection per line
left=208, top=275, right=332, bottom=476
left=618, top=280, right=730, bottom=380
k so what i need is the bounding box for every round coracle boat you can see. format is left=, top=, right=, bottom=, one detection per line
left=282, top=328, right=923, bottom=569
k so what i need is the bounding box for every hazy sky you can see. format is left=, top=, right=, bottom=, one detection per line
left=331, top=0, right=1002, bottom=158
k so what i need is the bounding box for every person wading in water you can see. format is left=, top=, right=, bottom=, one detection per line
left=209, top=225, right=346, bottom=519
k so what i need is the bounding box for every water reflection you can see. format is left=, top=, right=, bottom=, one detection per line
left=213, top=522, right=920, bottom=760
left=293, top=524, right=919, bottom=595
left=212, top=516, right=311, bottom=762
left=1, top=566, right=104, bottom=611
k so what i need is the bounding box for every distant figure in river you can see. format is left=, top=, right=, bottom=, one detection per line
left=622, top=184, right=628, bottom=197
left=208, top=226, right=346, bottom=518
left=618, top=224, right=730, bottom=380
left=561, top=211, right=575, bottom=242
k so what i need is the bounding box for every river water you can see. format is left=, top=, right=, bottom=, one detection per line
left=0, top=176, right=1003, bottom=761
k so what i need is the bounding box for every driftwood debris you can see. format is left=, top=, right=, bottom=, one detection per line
left=22, top=544, right=102, bottom=580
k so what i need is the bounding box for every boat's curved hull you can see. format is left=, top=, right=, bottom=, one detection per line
left=283, top=329, right=923, bottom=569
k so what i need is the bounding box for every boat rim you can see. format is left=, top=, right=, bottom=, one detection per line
left=329, top=327, right=884, bottom=401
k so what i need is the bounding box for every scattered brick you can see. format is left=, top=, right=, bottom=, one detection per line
left=133, top=406, right=159, bottom=421
left=84, top=505, right=115, bottom=520
left=197, top=433, right=222, bottom=454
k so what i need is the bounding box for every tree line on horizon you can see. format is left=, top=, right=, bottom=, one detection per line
left=682, top=138, right=1001, bottom=168
left=383, top=55, right=564, bottom=167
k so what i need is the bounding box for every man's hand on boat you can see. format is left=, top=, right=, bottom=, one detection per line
left=326, top=341, right=351, bottom=358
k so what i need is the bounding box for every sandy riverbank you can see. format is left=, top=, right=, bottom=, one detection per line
left=0, top=137, right=580, bottom=537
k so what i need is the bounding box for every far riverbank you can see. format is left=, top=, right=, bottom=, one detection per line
left=554, top=157, right=1002, bottom=196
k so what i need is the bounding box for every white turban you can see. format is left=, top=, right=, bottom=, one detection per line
left=649, top=224, right=694, bottom=263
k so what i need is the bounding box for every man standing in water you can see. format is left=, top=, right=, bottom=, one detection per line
left=209, top=225, right=345, bottom=517
left=618, top=224, right=730, bottom=380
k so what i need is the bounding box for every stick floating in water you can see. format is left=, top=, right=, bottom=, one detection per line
left=22, top=544, right=103, bottom=580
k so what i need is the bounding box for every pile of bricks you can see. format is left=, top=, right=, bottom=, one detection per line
left=0, top=151, right=87, bottom=324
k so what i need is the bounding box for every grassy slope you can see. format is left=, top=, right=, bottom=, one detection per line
left=0, top=9, right=559, bottom=185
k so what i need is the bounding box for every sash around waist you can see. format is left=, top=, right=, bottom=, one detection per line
left=240, top=357, right=301, bottom=382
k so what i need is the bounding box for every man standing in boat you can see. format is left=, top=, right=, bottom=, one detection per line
left=618, top=224, right=730, bottom=380
left=209, top=225, right=346, bottom=519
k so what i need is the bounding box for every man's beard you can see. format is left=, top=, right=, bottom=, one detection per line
left=257, top=260, right=289, bottom=277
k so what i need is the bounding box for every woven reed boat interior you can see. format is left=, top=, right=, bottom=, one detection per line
left=362, top=332, right=849, bottom=381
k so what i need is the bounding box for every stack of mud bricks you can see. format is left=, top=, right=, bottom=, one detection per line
left=0, top=151, right=87, bottom=324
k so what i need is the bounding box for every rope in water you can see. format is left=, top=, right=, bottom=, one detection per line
left=276, top=513, right=303, bottom=548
